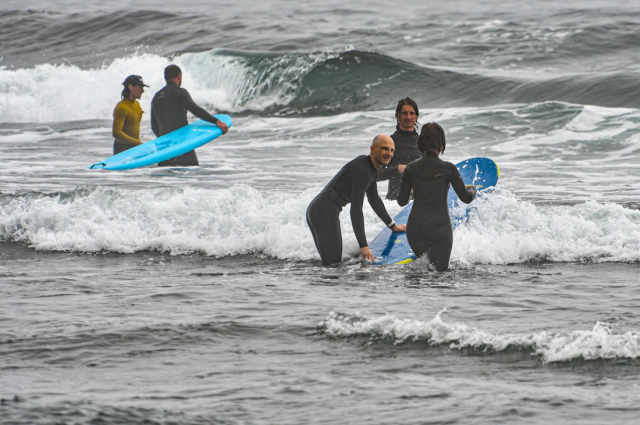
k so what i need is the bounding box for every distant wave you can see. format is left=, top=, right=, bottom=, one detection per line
left=212, top=48, right=640, bottom=113
left=3, top=7, right=640, bottom=74
left=1, top=186, right=639, bottom=263
left=1, top=48, right=640, bottom=123
left=319, top=311, right=640, bottom=363
left=0, top=9, right=202, bottom=69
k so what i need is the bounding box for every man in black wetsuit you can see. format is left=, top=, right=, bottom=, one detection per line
left=306, top=135, right=406, bottom=266
left=377, top=97, right=421, bottom=200
left=150, top=65, right=229, bottom=167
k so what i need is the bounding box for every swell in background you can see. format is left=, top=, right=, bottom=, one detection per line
left=1, top=48, right=640, bottom=123
left=2, top=4, right=640, bottom=122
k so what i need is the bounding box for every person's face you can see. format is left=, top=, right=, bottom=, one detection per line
left=176, top=73, right=182, bottom=87
left=128, top=83, right=144, bottom=100
left=370, top=137, right=395, bottom=168
left=396, top=104, right=417, bottom=131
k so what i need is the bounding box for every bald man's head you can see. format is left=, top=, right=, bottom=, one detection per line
left=372, top=134, right=393, bottom=148
left=370, top=134, right=395, bottom=169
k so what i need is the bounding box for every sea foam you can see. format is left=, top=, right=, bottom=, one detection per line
left=0, top=49, right=340, bottom=123
left=319, top=311, right=640, bottom=363
left=1, top=186, right=639, bottom=263
left=454, top=193, right=640, bottom=264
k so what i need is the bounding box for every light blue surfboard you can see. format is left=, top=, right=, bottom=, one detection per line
left=87, top=114, right=232, bottom=170
left=368, top=157, right=499, bottom=265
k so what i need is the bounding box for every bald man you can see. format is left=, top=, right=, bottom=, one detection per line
left=306, top=135, right=406, bottom=266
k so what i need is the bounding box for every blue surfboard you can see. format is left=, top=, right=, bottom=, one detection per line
left=368, top=157, right=499, bottom=265
left=87, top=114, right=232, bottom=170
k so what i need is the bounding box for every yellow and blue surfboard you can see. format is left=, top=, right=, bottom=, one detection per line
left=369, top=157, right=499, bottom=265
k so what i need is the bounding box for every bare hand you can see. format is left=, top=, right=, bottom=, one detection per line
left=391, top=224, right=406, bottom=232
left=360, top=246, right=375, bottom=262
left=216, top=121, right=229, bottom=135
left=398, top=164, right=406, bottom=173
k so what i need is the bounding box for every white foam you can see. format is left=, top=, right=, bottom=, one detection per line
left=0, top=185, right=399, bottom=260
left=0, top=55, right=169, bottom=123
left=453, top=193, right=640, bottom=265
left=565, top=104, right=636, bottom=132
left=493, top=102, right=640, bottom=160
left=1, top=186, right=638, bottom=263
left=475, top=20, right=506, bottom=31
left=0, top=49, right=339, bottom=123
left=319, top=311, right=640, bottom=363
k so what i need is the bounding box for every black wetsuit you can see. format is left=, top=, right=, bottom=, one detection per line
left=377, top=126, right=420, bottom=200
left=397, top=152, right=476, bottom=271
left=307, top=155, right=394, bottom=266
left=113, top=141, right=133, bottom=155
left=150, top=82, right=220, bottom=167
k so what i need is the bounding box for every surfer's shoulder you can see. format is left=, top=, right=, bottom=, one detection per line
left=443, top=160, right=458, bottom=171
left=113, top=98, right=136, bottom=115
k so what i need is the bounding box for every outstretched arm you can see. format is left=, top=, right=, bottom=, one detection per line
left=349, top=177, right=369, bottom=250
left=177, top=89, right=228, bottom=134
left=448, top=163, right=477, bottom=204
left=366, top=183, right=406, bottom=232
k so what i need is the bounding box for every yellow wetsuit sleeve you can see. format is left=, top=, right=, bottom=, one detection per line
left=112, top=99, right=143, bottom=145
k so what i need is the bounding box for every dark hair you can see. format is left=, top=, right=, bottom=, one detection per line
left=164, top=65, right=182, bottom=81
left=395, top=97, right=419, bottom=127
left=121, top=75, right=147, bottom=99
left=418, top=122, right=446, bottom=155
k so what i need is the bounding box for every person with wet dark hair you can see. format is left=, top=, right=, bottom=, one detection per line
left=112, top=75, right=148, bottom=155
left=397, top=122, right=477, bottom=271
left=150, top=65, right=229, bottom=167
left=377, top=97, right=421, bottom=200
left=307, top=135, right=406, bottom=266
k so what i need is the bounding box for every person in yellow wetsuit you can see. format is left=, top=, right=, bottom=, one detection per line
left=112, top=75, right=149, bottom=155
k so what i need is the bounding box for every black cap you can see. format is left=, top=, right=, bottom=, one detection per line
left=122, top=75, right=149, bottom=88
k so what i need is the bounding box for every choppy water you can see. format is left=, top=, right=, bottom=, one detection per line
left=2, top=1, right=640, bottom=424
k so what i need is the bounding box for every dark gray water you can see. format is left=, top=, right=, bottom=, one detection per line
left=2, top=1, right=640, bottom=424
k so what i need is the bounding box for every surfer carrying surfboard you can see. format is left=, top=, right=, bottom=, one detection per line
left=307, top=135, right=406, bottom=266
left=377, top=97, right=421, bottom=200
left=150, top=65, right=229, bottom=167
left=112, top=75, right=148, bottom=155
left=397, top=123, right=477, bottom=271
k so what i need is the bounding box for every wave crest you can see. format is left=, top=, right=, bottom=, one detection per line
left=2, top=48, right=640, bottom=123
left=1, top=187, right=639, bottom=263
left=319, top=311, right=640, bottom=363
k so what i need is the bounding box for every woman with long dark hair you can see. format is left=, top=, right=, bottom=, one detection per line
left=397, top=123, right=477, bottom=271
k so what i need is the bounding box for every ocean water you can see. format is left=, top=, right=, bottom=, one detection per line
left=2, top=0, right=640, bottom=424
